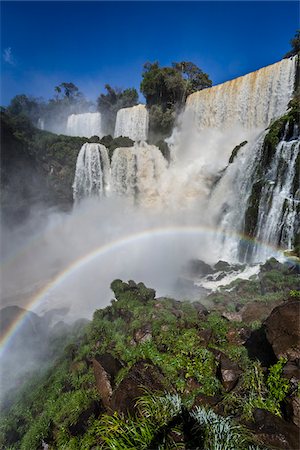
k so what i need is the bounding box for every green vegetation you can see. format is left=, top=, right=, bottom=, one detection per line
left=1, top=265, right=298, bottom=449
left=284, top=30, right=300, bottom=58
left=140, top=61, right=212, bottom=140
left=97, top=85, right=138, bottom=134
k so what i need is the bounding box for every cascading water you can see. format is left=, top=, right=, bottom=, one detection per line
left=73, top=143, right=110, bottom=202
left=114, top=104, right=149, bottom=141
left=185, top=57, right=296, bottom=130
left=37, top=118, right=45, bottom=130
left=111, top=142, right=167, bottom=206
left=66, top=112, right=103, bottom=138
left=253, top=126, right=300, bottom=260
left=72, top=57, right=298, bottom=263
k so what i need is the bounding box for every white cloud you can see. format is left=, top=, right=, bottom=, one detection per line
left=3, top=47, right=16, bottom=66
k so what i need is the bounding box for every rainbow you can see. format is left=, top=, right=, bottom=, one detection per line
left=0, top=225, right=292, bottom=357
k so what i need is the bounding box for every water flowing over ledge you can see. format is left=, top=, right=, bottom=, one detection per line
left=114, top=104, right=149, bottom=141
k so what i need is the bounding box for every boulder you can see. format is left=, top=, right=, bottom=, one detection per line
left=251, top=408, right=300, bottom=450
left=193, top=302, right=209, bottom=318
left=187, top=259, right=213, bottom=276
left=212, top=350, right=242, bottom=391
left=192, top=393, right=221, bottom=408
left=198, top=329, right=212, bottom=347
left=244, top=327, right=277, bottom=367
left=68, top=400, right=103, bottom=435
left=214, top=260, right=231, bottom=272
left=285, top=395, right=300, bottom=428
left=110, top=360, right=168, bottom=415
left=134, top=323, right=152, bottom=344
left=265, top=301, right=300, bottom=361
left=283, top=360, right=300, bottom=381
left=92, top=358, right=113, bottom=409
left=222, top=311, right=243, bottom=322
left=94, top=353, right=123, bottom=387
left=241, top=300, right=281, bottom=324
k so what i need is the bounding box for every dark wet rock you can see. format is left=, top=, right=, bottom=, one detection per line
left=193, top=301, right=209, bottom=318
left=260, top=257, right=287, bottom=273
left=68, top=400, right=103, bottom=436
left=222, top=311, right=243, bottom=322
left=92, top=358, right=113, bottom=409
left=184, top=378, right=201, bottom=394
left=198, top=329, right=212, bottom=347
left=187, top=259, right=214, bottom=276
left=226, top=327, right=251, bottom=345
left=241, top=300, right=281, bottom=323
left=214, top=260, right=231, bottom=272
left=251, top=408, right=300, bottom=450
left=110, top=360, right=168, bottom=415
left=192, top=393, right=222, bottom=408
left=285, top=395, right=300, bottom=428
left=172, top=309, right=184, bottom=319
left=265, top=301, right=300, bottom=361
left=283, top=360, right=300, bottom=380
left=217, top=354, right=242, bottom=391
left=94, top=353, right=123, bottom=388
left=211, top=350, right=242, bottom=391
left=228, top=140, right=248, bottom=164
left=133, top=323, right=152, bottom=344
left=244, top=327, right=277, bottom=367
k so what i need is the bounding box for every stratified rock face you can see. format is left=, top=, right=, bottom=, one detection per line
left=114, top=105, right=149, bottom=141
left=265, top=301, right=300, bottom=361
left=110, top=360, right=167, bottom=414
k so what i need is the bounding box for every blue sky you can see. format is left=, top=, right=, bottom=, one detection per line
left=1, top=1, right=298, bottom=105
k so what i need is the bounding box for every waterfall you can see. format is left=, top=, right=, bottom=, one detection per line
left=114, top=104, right=149, bottom=141
left=66, top=112, right=103, bottom=138
left=73, top=143, right=110, bottom=202
left=253, top=130, right=300, bottom=260
left=37, top=118, right=45, bottom=130
left=170, top=56, right=298, bottom=261
left=184, top=57, right=296, bottom=130
left=71, top=57, right=298, bottom=262
left=111, top=142, right=167, bottom=205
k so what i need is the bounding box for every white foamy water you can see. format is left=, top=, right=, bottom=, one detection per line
left=114, top=104, right=149, bottom=141
left=73, top=143, right=110, bottom=202
left=66, top=112, right=103, bottom=138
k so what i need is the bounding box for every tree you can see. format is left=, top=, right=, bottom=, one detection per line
left=284, top=30, right=300, bottom=58
left=54, top=82, right=82, bottom=100
left=6, top=94, right=45, bottom=124
left=140, top=61, right=211, bottom=110
left=141, top=61, right=212, bottom=140
left=172, top=61, right=212, bottom=98
left=97, top=84, right=138, bottom=134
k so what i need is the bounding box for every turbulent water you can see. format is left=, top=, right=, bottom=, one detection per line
left=254, top=130, right=300, bottom=260
left=73, top=143, right=110, bottom=202
left=111, top=142, right=167, bottom=205
left=66, top=112, right=103, bottom=138
left=73, top=57, right=298, bottom=263
left=173, top=56, right=298, bottom=262
left=114, top=104, right=149, bottom=141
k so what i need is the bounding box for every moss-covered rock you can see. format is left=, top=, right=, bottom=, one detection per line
left=229, top=140, right=247, bottom=164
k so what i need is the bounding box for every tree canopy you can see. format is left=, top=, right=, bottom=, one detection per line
left=97, top=84, right=139, bottom=134
left=140, top=61, right=212, bottom=109
left=284, top=30, right=300, bottom=58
